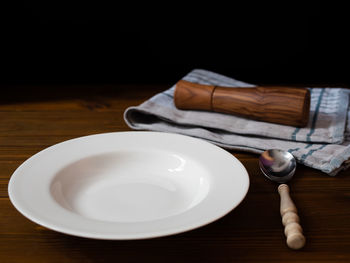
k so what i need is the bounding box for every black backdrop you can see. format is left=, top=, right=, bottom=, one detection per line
left=1, top=2, right=348, bottom=85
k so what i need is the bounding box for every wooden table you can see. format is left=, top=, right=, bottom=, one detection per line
left=1, top=84, right=350, bottom=262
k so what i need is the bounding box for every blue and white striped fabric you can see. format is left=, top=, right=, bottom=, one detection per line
left=124, top=69, right=350, bottom=175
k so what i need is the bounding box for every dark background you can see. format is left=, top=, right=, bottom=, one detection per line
left=1, top=2, right=348, bottom=85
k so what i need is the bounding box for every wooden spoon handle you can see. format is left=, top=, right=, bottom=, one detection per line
left=278, top=184, right=306, bottom=249
left=174, top=80, right=310, bottom=127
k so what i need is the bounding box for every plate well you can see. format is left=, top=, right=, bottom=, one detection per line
left=50, top=151, right=210, bottom=222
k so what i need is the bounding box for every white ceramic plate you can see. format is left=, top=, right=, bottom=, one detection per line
left=8, top=132, right=249, bottom=240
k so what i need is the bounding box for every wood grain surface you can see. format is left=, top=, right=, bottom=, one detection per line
left=174, top=80, right=310, bottom=127
left=1, top=84, right=350, bottom=263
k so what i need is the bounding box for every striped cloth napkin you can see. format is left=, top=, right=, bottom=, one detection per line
left=124, top=69, right=350, bottom=175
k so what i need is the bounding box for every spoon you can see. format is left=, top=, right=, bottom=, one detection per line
left=259, top=149, right=306, bottom=250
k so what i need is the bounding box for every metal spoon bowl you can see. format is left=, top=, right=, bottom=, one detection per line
left=259, top=149, right=296, bottom=183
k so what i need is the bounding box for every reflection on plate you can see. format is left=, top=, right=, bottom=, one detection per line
left=8, top=132, right=249, bottom=240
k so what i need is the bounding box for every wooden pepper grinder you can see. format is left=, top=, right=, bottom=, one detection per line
left=174, top=80, right=310, bottom=127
